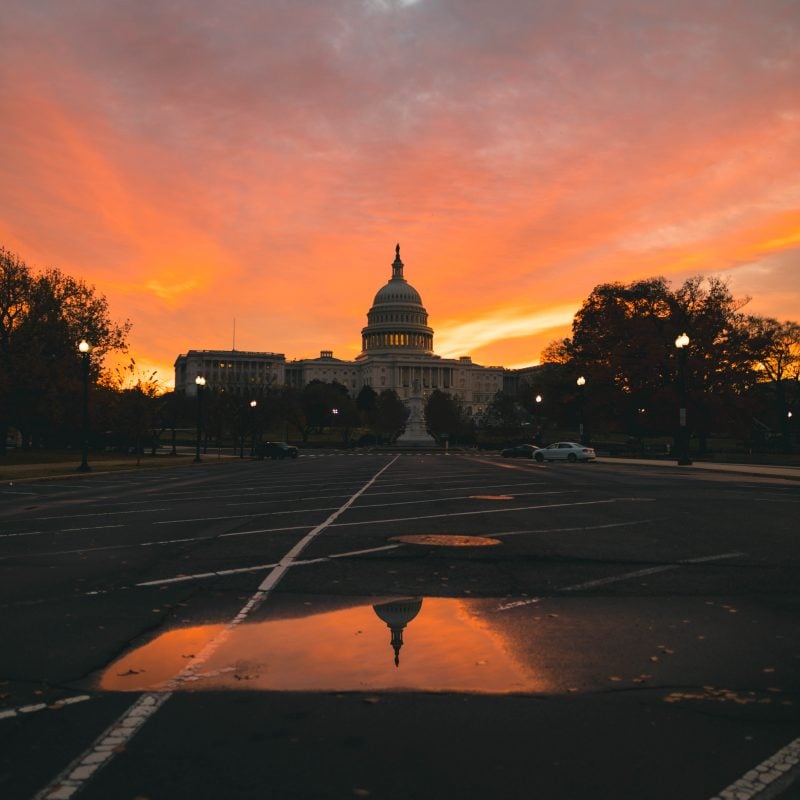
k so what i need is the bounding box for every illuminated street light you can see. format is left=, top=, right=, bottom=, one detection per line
left=246, top=399, right=258, bottom=457
left=534, top=394, right=543, bottom=444
left=77, top=340, right=92, bottom=473
left=193, top=376, right=206, bottom=463
left=576, top=376, right=589, bottom=445
left=674, top=333, right=692, bottom=466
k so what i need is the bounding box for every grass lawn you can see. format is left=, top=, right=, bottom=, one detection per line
left=0, top=450, right=199, bottom=481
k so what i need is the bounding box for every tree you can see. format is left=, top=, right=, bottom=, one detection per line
left=424, top=390, right=470, bottom=442
left=745, top=317, right=800, bottom=450
left=0, top=247, right=130, bottom=451
left=101, top=360, right=163, bottom=462
left=547, top=275, right=760, bottom=448
left=372, top=390, right=408, bottom=442
left=481, top=391, right=532, bottom=441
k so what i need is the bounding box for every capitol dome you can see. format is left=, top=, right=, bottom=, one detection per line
left=361, top=244, right=434, bottom=354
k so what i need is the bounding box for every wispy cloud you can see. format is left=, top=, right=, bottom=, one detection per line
left=0, top=0, right=798, bottom=383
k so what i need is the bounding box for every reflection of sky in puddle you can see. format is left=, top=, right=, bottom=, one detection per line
left=100, top=597, right=549, bottom=694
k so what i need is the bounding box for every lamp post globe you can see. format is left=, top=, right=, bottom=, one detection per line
left=77, top=340, right=92, bottom=472
left=193, top=376, right=206, bottom=463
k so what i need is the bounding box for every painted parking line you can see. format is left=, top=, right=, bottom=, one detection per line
left=135, top=544, right=403, bottom=587
left=560, top=551, right=744, bottom=592
left=32, top=456, right=400, bottom=800
left=35, top=508, right=169, bottom=521
left=494, top=552, right=745, bottom=612
left=0, top=524, right=125, bottom=540
left=0, top=695, right=91, bottom=722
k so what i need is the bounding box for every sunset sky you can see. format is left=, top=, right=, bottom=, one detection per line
left=2, top=0, right=798, bottom=386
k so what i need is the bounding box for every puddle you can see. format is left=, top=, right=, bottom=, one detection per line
left=100, top=597, right=545, bottom=694
left=98, top=596, right=789, bottom=696
left=389, top=534, right=501, bottom=547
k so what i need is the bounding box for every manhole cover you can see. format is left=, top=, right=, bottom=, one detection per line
left=390, top=534, right=502, bottom=547
left=469, top=495, right=514, bottom=500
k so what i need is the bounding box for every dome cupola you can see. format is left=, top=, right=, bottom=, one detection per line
left=360, top=244, right=434, bottom=354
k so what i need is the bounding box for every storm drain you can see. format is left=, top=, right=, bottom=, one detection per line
left=389, top=534, right=502, bottom=547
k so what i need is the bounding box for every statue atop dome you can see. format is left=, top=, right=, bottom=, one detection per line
left=392, top=242, right=404, bottom=280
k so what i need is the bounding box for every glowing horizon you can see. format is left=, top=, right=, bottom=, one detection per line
left=2, top=1, right=798, bottom=389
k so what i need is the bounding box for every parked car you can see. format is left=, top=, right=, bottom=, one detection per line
left=501, top=444, right=540, bottom=459
left=534, top=441, right=596, bottom=463
left=255, top=441, right=298, bottom=460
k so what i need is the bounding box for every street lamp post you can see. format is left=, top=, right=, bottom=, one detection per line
left=534, top=394, right=543, bottom=444
left=674, top=333, right=692, bottom=466
left=193, top=376, right=206, bottom=463
left=249, top=399, right=257, bottom=456
left=576, top=376, right=589, bottom=445
left=77, top=340, right=92, bottom=472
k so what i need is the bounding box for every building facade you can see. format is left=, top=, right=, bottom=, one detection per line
left=174, top=245, right=505, bottom=415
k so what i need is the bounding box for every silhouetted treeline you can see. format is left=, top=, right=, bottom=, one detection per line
left=524, top=276, right=799, bottom=453
left=0, top=247, right=130, bottom=452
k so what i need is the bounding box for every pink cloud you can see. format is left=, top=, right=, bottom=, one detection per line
left=1, top=0, right=798, bottom=383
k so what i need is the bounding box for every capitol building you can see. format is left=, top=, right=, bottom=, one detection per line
left=174, top=245, right=519, bottom=417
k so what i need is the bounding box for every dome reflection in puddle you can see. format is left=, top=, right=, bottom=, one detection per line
left=100, top=597, right=548, bottom=694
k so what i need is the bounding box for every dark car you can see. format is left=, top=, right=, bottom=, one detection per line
left=255, top=441, right=298, bottom=460
left=501, top=444, right=540, bottom=459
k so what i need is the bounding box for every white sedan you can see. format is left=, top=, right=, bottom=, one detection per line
left=534, top=441, right=596, bottom=463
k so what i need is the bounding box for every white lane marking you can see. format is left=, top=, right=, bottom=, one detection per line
left=0, top=536, right=214, bottom=560
left=0, top=694, right=91, bottom=721
left=0, top=524, right=125, bottom=540
left=135, top=544, right=403, bottom=587
left=4, top=507, right=654, bottom=561
left=709, top=737, right=800, bottom=799
left=329, top=497, right=653, bottom=527
left=224, top=480, right=548, bottom=507
left=153, top=506, right=340, bottom=525
left=133, top=521, right=651, bottom=587
left=355, top=490, right=573, bottom=509
left=496, top=597, right=542, bottom=611
left=290, top=544, right=401, bottom=566
left=559, top=552, right=743, bottom=593
left=33, top=456, right=400, bottom=800
left=495, top=552, right=745, bottom=612
left=218, top=499, right=654, bottom=539
left=490, top=519, right=655, bottom=538
left=35, top=508, right=169, bottom=521
left=0, top=526, right=313, bottom=560
left=136, top=562, right=280, bottom=586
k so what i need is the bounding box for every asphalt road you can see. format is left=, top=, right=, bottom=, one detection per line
left=0, top=452, right=798, bottom=800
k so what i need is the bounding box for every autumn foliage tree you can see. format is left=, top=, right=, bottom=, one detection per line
left=0, top=247, right=130, bottom=451
left=540, top=275, right=798, bottom=451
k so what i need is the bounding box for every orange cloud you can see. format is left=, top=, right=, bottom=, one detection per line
left=0, top=0, right=798, bottom=387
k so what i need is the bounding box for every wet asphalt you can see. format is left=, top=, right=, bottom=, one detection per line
left=0, top=452, right=798, bottom=799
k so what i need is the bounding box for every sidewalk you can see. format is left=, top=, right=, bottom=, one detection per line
left=596, top=456, right=800, bottom=481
